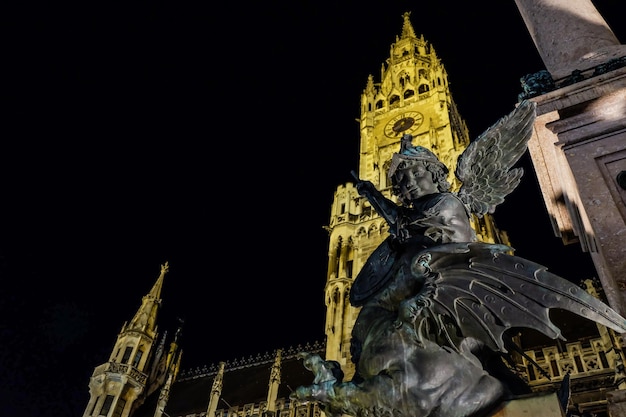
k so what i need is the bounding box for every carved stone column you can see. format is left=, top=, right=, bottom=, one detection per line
left=514, top=0, right=626, bottom=317
left=527, top=71, right=626, bottom=315
left=514, top=0, right=626, bottom=80
left=513, top=3, right=626, bottom=414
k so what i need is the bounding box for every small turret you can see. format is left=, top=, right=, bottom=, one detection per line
left=83, top=263, right=171, bottom=417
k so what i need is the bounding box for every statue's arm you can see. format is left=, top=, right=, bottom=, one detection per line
left=352, top=171, right=400, bottom=235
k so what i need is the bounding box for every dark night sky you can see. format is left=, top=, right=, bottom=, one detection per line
left=3, top=1, right=625, bottom=416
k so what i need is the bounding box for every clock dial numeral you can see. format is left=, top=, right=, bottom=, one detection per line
left=384, top=112, right=424, bottom=137
left=393, top=117, right=415, bottom=132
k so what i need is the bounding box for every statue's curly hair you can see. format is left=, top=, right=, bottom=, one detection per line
left=391, top=160, right=450, bottom=206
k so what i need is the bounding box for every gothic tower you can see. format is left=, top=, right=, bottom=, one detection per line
left=323, top=12, right=512, bottom=379
left=83, top=262, right=181, bottom=417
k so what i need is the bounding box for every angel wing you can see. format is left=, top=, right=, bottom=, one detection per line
left=413, top=242, right=626, bottom=354
left=455, top=100, right=536, bottom=217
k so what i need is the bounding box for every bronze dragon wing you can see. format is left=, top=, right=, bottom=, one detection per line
left=413, top=242, right=626, bottom=354
left=455, top=100, right=537, bottom=217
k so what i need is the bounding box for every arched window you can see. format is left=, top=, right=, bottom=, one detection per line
left=382, top=160, right=392, bottom=189
left=133, top=348, right=143, bottom=368
left=399, top=72, right=410, bottom=88
left=122, top=346, right=132, bottom=364
left=100, top=395, right=114, bottom=416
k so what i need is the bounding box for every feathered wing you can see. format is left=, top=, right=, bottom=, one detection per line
left=414, top=243, right=626, bottom=354
left=455, top=100, right=537, bottom=217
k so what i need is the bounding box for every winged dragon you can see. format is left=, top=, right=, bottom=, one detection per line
left=291, top=100, right=626, bottom=417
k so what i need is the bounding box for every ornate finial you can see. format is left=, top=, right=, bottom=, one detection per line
left=161, top=261, right=169, bottom=274
left=400, top=12, right=417, bottom=39
left=365, top=74, right=375, bottom=95
left=399, top=133, right=414, bottom=154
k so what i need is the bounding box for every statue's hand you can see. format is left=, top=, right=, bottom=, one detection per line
left=290, top=380, right=335, bottom=403
left=355, top=179, right=376, bottom=198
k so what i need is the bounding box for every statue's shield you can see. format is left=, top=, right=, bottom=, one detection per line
left=350, top=237, right=399, bottom=306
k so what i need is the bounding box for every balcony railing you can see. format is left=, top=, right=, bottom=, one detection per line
left=93, top=361, right=148, bottom=385
left=518, top=337, right=616, bottom=386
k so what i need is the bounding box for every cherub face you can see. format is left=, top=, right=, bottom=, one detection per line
left=393, top=163, right=439, bottom=201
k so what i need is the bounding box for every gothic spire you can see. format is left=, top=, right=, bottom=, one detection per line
left=206, top=362, right=226, bottom=417
left=365, top=74, right=376, bottom=96
left=126, top=262, right=169, bottom=335
left=266, top=349, right=283, bottom=412
left=155, top=321, right=183, bottom=417
left=400, top=11, right=417, bottom=40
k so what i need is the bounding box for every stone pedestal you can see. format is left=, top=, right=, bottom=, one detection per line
left=489, top=392, right=565, bottom=417
left=525, top=66, right=626, bottom=317
left=607, top=389, right=626, bottom=417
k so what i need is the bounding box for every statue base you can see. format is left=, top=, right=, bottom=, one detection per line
left=607, top=389, right=626, bottom=417
left=489, top=392, right=564, bottom=417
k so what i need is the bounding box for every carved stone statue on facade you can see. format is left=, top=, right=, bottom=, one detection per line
left=291, top=100, right=626, bottom=417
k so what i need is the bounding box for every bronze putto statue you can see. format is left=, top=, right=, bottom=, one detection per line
left=292, top=100, right=626, bottom=417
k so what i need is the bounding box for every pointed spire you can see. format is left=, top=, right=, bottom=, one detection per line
left=127, top=262, right=169, bottom=334
left=206, top=362, right=226, bottom=417
left=167, top=319, right=184, bottom=367
left=146, top=330, right=172, bottom=398
left=365, top=74, right=376, bottom=96
left=155, top=348, right=182, bottom=417
left=266, top=349, right=282, bottom=411
left=430, top=43, right=439, bottom=62
left=400, top=12, right=417, bottom=40
left=149, top=261, right=169, bottom=300
left=155, top=321, right=184, bottom=417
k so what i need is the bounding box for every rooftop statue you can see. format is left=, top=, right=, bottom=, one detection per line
left=292, top=100, right=626, bottom=417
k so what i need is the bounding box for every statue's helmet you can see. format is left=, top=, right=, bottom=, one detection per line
left=388, top=134, right=448, bottom=180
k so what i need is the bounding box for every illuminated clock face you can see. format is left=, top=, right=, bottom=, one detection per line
left=384, top=111, right=424, bottom=137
